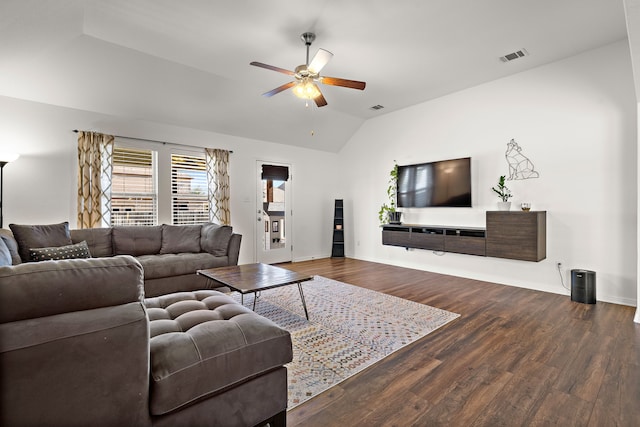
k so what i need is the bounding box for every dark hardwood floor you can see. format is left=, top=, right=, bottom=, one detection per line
left=278, top=258, right=639, bottom=427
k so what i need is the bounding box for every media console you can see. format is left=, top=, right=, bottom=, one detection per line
left=381, top=211, right=546, bottom=262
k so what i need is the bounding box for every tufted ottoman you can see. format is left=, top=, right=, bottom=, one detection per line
left=144, top=290, right=293, bottom=427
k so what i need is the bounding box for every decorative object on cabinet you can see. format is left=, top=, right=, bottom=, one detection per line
left=491, top=175, right=512, bottom=210
left=378, top=161, right=401, bottom=224
left=331, top=199, right=344, bottom=257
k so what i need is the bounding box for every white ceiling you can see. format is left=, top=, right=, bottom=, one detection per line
left=0, top=0, right=628, bottom=152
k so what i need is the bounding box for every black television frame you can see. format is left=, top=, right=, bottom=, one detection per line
left=396, top=157, right=472, bottom=208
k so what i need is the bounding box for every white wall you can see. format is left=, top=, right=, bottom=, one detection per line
left=0, top=96, right=340, bottom=265
left=340, top=40, right=638, bottom=306
left=0, top=40, right=636, bottom=307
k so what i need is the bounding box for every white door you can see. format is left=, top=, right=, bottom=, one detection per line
left=256, top=161, right=292, bottom=264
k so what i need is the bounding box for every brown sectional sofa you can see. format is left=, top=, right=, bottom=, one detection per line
left=0, top=255, right=292, bottom=427
left=0, top=222, right=242, bottom=296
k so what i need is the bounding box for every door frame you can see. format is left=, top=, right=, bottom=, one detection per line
left=255, top=160, right=293, bottom=264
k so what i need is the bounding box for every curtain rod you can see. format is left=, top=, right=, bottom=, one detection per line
left=72, top=130, right=233, bottom=153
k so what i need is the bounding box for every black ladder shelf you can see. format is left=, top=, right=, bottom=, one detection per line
left=331, top=199, right=344, bottom=257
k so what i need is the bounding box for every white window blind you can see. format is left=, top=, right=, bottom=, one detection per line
left=111, top=147, right=158, bottom=226
left=171, top=153, right=209, bottom=225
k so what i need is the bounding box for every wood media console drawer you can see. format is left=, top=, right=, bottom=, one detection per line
left=382, top=228, right=411, bottom=247
left=444, top=229, right=486, bottom=256
left=410, top=228, right=445, bottom=251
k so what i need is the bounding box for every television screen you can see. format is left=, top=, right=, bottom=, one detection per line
left=397, top=157, right=472, bottom=207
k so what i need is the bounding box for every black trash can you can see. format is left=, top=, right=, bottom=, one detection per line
left=571, top=269, right=596, bottom=304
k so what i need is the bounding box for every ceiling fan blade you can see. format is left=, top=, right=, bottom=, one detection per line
left=262, top=81, right=296, bottom=97
left=314, top=91, right=328, bottom=107
left=320, top=76, right=366, bottom=90
left=250, top=61, right=295, bottom=76
left=308, top=48, right=333, bottom=74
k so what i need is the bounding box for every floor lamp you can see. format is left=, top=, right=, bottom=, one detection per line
left=0, top=152, right=19, bottom=229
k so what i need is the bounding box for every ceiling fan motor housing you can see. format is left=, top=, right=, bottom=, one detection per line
left=295, top=64, right=317, bottom=80
left=301, top=32, right=316, bottom=46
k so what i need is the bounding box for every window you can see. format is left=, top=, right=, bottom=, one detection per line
left=111, top=147, right=157, bottom=226
left=171, top=153, right=209, bottom=225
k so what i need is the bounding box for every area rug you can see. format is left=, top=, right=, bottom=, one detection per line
left=230, top=276, right=460, bottom=409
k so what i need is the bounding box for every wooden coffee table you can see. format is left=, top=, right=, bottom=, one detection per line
left=197, top=263, right=313, bottom=320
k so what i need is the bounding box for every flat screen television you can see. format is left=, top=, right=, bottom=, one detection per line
left=397, top=157, right=472, bottom=208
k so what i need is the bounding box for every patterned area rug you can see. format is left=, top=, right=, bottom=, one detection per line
left=230, top=276, right=460, bottom=409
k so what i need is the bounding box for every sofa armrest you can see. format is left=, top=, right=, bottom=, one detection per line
left=228, top=233, right=242, bottom=265
left=0, top=255, right=144, bottom=323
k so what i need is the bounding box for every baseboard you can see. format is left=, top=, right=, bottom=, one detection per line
left=349, top=255, right=638, bottom=308
left=292, top=254, right=330, bottom=263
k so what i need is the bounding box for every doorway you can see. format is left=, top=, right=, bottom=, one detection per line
left=256, top=161, right=292, bottom=264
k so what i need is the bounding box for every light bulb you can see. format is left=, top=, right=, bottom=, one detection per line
left=293, top=78, right=321, bottom=100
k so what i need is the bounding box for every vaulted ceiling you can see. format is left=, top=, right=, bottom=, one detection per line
left=0, top=0, right=628, bottom=152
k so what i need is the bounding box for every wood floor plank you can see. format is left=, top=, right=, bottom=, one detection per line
left=415, top=364, right=513, bottom=427
left=279, top=258, right=640, bottom=426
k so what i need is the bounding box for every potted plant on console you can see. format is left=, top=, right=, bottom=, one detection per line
left=491, top=175, right=513, bottom=210
left=378, top=161, right=402, bottom=224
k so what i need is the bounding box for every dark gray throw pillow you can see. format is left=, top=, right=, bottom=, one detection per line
left=200, top=223, right=233, bottom=256
left=29, top=240, right=92, bottom=262
left=160, top=224, right=201, bottom=254
left=9, top=222, right=73, bottom=262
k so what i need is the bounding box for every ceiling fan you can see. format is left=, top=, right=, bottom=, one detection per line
left=250, top=32, right=366, bottom=107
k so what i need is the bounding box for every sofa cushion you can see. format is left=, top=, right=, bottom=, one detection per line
left=113, top=226, right=162, bottom=256
left=136, top=253, right=227, bottom=280
left=144, top=291, right=293, bottom=415
left=0, top=237, right=11, bottom=267
left=0, top=255, right=144, bottom=323
left=160, top=224, right=201, bottom=254
left=29, top=241, right=91, bottom=262
left=70, top=228, right=113, bottom=257
left=9, top=222, right=72, bottom=263
left=200, top=223, right=232, bottom=256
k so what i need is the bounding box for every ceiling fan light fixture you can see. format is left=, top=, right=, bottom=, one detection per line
left=293, top=78, right=321, bottom=100
left=250, top=32, right=366, bottom=108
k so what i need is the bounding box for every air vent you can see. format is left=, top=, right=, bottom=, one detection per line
left=370, top=104, right=385, bottom=110
left=500, top=49, right=529, bottom=62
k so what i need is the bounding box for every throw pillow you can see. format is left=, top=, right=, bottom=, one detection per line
left=200, top=223, right=233, bottom=256
left=29, top=240, right=92, bottom=262
left=0, top=230, right=21, bottom=265
left=9, top=222, right=73, bottom=263
left=160, top=224, right=201, bottom=254
left=0, top=237, right=11, bottom=266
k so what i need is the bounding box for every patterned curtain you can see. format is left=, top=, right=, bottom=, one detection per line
left=77, top=131, right=114, bottom=229
left=205, top=148, right=231, bottom=225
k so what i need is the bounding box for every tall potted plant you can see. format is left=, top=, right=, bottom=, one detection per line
left=491, top=175, right=512, bottom=210
left=378, top=161, right=402, bottom=224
